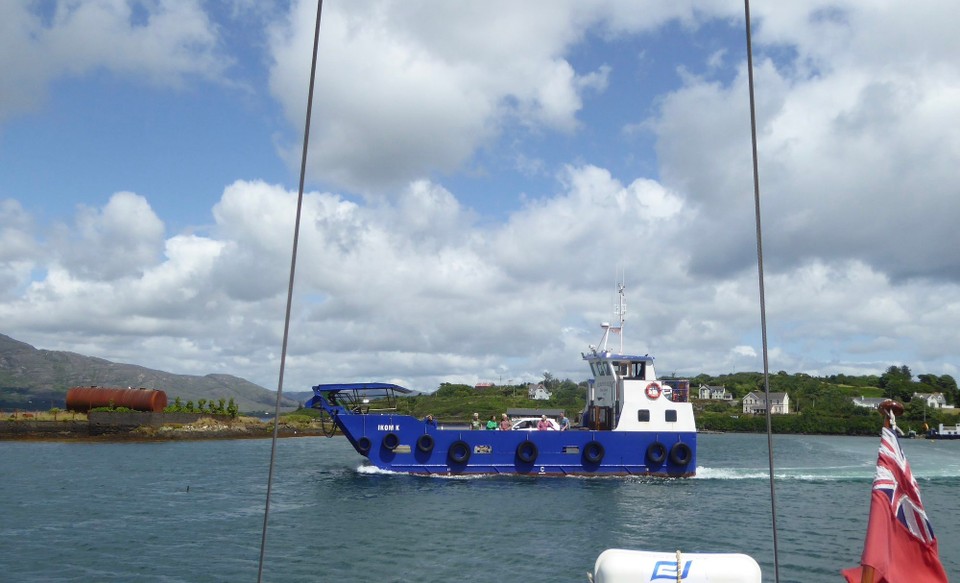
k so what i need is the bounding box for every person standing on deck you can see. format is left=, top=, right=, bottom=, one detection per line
left=499, top=413, right=511, bottom=430
left=486, top=415, right=498, bottom=430
left=537, top=415, right=552, bottom=430
left=471, top=412, right=482, bottom=430
left=558, top=413, right=570, bottom=431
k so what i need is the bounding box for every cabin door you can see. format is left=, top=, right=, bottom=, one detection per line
left=591, top=406, right=613, bottom=430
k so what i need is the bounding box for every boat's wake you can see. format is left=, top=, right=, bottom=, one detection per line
left=695, top=465, right=960, bottom=481
left=355, top=463, right=960, bottom=481
left=356, top=464, right=400, bottom=476
left=355, top=465, right=480, bottom=479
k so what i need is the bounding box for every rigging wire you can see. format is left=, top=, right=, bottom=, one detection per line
left=249, top=2, right=779, bottom=581
left=256, top=1, right=325, bottom=581
left=743, top=1, right=781, bottom=581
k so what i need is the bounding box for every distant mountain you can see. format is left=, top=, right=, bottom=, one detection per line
left=0, top=333, right=301, bottom=414
left=284, top=390, right=316, bottom=404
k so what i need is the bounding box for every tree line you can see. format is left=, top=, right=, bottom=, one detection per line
left=164, top=396, right=240, bottom=418
left=389, top=365, right=958, bottom=436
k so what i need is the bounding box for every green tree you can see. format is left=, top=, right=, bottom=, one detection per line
left=878, top=365, right=915, bottom=402
left=542, top=371, right=560, bottom=392
left=227, top=398, right=239, bottom=418
left=703, top=400, right=736, bottom=413
left=936, top=375, right=959, bottom=406
left=901, top=398, right=947, bottom=429
left=917, top=373, right=938, bottom=387
left=916, top=373, right=955, bottom=405
left=434, top=383, right=473, bottom=398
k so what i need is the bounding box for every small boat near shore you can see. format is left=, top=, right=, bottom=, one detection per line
left=927, top=422, right=960, bottom=440
left=307, top=285, right=697, bottom=476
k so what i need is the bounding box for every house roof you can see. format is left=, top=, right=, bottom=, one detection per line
left=744, top=391, right=788, bottom=400
left=853, top=397, right=887, bottom=406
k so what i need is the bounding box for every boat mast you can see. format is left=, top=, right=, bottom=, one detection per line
left=614, top=279, right=625, bottom=354
left=598, top=276, right=626, bottom=354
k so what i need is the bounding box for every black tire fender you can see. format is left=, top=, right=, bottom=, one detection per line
left=646, top=441, right=667, bottom=464
left=670, top=442, right=692, bottom=465
left=382, top=432, right=400, bottom=451
left=448, top=440, right=471, bottom=464
left=516, top=440, right=538, bottom=463
left=416, top=433, right=435, bottom=453
left=357, top=436, right=372, bottom=455
left=583, top=440, right=605, bottom=464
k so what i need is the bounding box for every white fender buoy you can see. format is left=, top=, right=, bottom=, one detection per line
left=592, top=549, right=761, bottom=583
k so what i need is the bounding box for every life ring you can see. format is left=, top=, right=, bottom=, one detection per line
left=583, top=440, right=605, bottom=464
left=356, top=436, right=372, bottom=455
left=516, top=440, right=538, bottom=463
left=448, top=440, right=471, bottom=464
left=645, top=382, right=662, bottom=399
left=416, top=434, right=435, bottom=453
left=670, top=442, right=692, bottom=465
left=646, top=441, right=667, bottom=464
left=382, top=432, right=400, bottom=451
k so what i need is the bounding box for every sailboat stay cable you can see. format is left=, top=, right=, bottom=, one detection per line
left=743, top=1, right=781, bottom=582
left=248, top=2, right=778, bottom=579
left=257, top=1, right=325, bottom=581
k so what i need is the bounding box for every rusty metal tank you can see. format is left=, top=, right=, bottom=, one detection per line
left=66, top=386, right=168, bottom=413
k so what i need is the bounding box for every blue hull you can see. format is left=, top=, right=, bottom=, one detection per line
left=335, top=414, right=696, bottom=477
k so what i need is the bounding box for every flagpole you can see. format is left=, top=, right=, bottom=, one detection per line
left=858, top=399, right=904, bottom=583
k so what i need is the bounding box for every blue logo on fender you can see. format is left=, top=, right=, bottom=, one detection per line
left=651, top=560, right=691, bottom=580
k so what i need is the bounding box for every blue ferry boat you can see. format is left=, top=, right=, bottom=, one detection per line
left=306, top=286, right=697, bottom=476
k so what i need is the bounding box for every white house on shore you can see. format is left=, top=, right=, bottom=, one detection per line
left=742, top=391, right=790, bottom=415
left=912, top=392, right=954, bottom=409
left=698, top=384, right=733, bottom=401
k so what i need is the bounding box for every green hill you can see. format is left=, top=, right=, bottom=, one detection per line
left=0, top=333, right=298, bottom=414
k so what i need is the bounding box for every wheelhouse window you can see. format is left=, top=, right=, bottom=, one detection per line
left=594, top=361, right=611, bottom=376
left=665, top=410, right=677, bottom=422
left=637, top=409, right=650, bottom=422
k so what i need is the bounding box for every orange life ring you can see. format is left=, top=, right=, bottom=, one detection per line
left=645, top=382, right=662, bottom=399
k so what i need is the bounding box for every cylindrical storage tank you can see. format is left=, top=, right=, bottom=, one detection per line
left=66, top=387, right=168, bottom=412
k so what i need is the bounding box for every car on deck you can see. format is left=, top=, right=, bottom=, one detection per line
left=510, top=417, right=560, bottom=431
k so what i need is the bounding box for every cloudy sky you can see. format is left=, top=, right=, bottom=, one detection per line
left=2, top=0, right=959, bottom=394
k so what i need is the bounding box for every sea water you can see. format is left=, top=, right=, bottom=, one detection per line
left=1, top=433, right=957, bottom=582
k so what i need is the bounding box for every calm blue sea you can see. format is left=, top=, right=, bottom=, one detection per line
left=1, top=433, right=957, bottom=582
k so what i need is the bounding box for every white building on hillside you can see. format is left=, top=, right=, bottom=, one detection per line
left=852, top=396, right=888, bottom=410
left=698, top=384, right=733, bottom=400
left=912, top=392, right=953, bottom=409
left=527, top=383, right=552, bottom=401
left=742, top=391, right=790, bottom=415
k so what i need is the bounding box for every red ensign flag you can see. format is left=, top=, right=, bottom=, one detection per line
left=842, top=426, right=948, bottom=583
